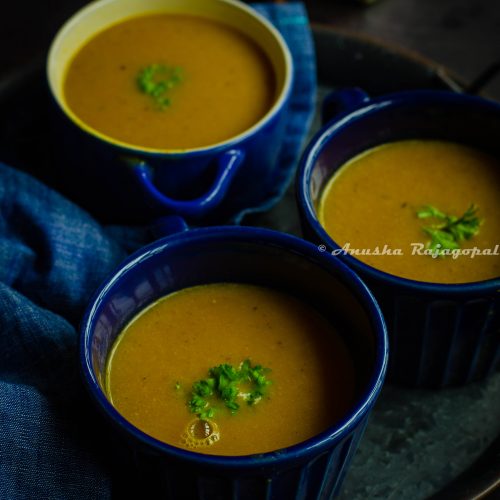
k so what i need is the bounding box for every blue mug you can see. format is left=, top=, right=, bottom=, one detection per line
left=80, top=227, right=388, bottom=499
left=47, top=0, right=292, bottom=223
left=297, top=88, right=500, bottom=388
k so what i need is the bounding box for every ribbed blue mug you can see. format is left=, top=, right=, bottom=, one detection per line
left=80, top=227, right=388, bottom=499
left=297, top=88, right=500, bottom=388
left=47, top=0, right=293, bottom=223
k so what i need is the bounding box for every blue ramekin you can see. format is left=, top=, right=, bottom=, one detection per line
left=297, top=88, right=500, bottom=388
left=80, top=226, right=388, bottom=499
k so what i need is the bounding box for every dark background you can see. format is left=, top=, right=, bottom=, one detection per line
left=1, top=0, right=499, bottom=97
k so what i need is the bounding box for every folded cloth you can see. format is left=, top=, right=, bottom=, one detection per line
left=0, top=161, right=149, bottom=500
left=0, top=3, right=316, bottom=499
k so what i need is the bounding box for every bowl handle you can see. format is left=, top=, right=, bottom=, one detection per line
left=322, top=88, right=371, bottom=125
left=126, top=149, right=245, bottom=219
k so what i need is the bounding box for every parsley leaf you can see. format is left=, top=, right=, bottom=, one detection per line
left=186, top=360, right=271, bottom=419
left=417, top=204, right=482, bottom=255
left=136, top=64, right=183, bottom=110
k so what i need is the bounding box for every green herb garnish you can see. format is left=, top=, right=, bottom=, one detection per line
left=187, top=360, right=271, bottom=419
left=136, top=64, right=183, bottom=110
left=417, top=204, right=482, bottom=255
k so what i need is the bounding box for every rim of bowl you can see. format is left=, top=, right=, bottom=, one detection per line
left=80, top=226, right=388, bottom=469
left=46, top=0, right=293, bottom=157
left=297, top=89, right=500, bottom=296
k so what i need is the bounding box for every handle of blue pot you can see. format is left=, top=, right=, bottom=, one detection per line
left=322, top=88, right=371, bottom=125
left=128, top=149, right=245, bottom=219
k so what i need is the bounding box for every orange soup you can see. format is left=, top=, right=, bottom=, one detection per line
left=318, top=140, right=500, bottom=284
left=64, top=14, right=275, bottom=150
left=105, top=283, right=356, bottom=456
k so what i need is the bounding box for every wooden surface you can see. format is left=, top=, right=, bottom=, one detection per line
left=304, top=0, right=500, bottom=99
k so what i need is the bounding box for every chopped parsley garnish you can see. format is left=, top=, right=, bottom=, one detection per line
left=186, top=359, right=271, bottom=419
left=417, top=204, right=482, bottom=255
left=136, top=64, right=183, bottom=109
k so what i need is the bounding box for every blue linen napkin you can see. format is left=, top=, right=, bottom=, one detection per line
left=0, top=3, right=316, bottom=499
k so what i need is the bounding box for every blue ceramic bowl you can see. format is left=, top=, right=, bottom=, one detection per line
left=80, top=227, right=388, bottom=499
left=297, top=88, right=500, bottom=388
left=47, top=0, right=292, bottom=223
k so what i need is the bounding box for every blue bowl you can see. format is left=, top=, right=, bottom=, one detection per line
left=297, top=88, right=500, bottom=388
left=47, top=0, right=293, bottom=223
left=80, top=227, right=388, bottom=499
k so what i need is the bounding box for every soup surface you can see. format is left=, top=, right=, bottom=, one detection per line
left=319, top=140, right=500, bottom=283
left=106, top=283, right=356, bottom=456
left=64, top=14, right=276, bottom=150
